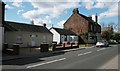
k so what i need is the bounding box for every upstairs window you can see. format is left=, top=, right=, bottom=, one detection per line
left=91, top=25, right=93, bottom=31
left=94, top=26, right=96, bottom=31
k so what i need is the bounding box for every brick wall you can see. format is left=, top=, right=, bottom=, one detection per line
left=64, top=8, right=101, bottom=43
left=64, top=13, right=89, bottom=35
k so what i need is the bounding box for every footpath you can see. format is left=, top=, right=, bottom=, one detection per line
left=98, top=55, right=119, bottom=69
left=2, top=46, right=89, bottom=61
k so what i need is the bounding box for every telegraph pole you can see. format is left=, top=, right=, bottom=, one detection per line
left=0, top=1, right=5, bottom=51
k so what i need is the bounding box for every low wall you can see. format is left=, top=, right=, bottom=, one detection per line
left=19, top=47, right=40, bottom=55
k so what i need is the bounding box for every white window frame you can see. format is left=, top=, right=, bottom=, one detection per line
left=16, top=35, right=22, bottom=44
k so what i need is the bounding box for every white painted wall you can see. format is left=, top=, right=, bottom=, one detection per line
left=67, top=36, right=70, bottom=42
left=50, top=28, right=60, bottom=44
left=5, top=31, right=53, bottom=47
left=70, top=36, right=78, bottom=42
left=61, top=35, right=65, bottom=43
left=73, top=36, right=78, bottom=42
left=50, top=28, right=79, bottom=44
left=61, top=35, right=78, bottom=43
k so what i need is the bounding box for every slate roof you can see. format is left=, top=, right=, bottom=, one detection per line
left=51, top=27, right=77, bottom=35
left=64, top=8, right=101, bottom=26
left=80, top=13, right=101, bottom=27
left=79, top=14, right=94, bottom=23
left=4, top=21, right=52, bottom=34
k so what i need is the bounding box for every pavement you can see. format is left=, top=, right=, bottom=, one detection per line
left=98, top=55, right=118, bottom=69
left=2, top=46, right=88, bottom=61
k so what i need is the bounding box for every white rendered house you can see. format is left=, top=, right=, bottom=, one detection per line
left=50, top=27, right=78, bottom=44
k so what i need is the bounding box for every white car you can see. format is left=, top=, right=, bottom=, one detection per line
left=96, top=40, right=109, bottom=47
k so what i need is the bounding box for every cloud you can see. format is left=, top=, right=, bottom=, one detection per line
left=94, top=2, right=105, bottom=8
left=83, top=2, right=94, bottom=10
left=4, top=0, right=118, bottom=27
left=17, top=9, right=24, bottom=15
left=33, top=16, right=52, bottom=26
left=81, top=0, right=119, bottom=10
left=22, top=0, right=119, bottom=26
left=99, top=3, right=118, bottom=20
left=81, top=0, right=94, bottom=10
left=5, top=4, right=13, bottom=9
left=3, top=0, right=120, bottom=2
left=57, top=20, right=66, bottom=27
left=12, top=2, right=23, bottom=7
left=80, top=1, right=118, bottom=21
left=12, top=0, right=24, bottom=7
left=22, top=1, right=80, bottom=26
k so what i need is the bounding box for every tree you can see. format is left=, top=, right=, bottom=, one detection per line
left=112, top=33, right=120, bottom=42
left=101, top=30, right=113, bottom=41
left=101, top=25, right=114, bottom=41
left=80, top=32, right=88, bottom=45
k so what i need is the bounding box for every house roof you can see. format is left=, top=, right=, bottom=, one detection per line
left=78, top=13, right=101, bottom=27
left=64, top=8, right=101, bottom=27
left=4, top=21, right=52, bottom=34
left=51, top=27, right=77, bottom=35
left=79, top=14, right=94, bottom=23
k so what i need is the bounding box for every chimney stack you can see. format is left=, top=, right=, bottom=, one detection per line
left=43, top=23, right=46, bottom=27
left=95, top=13, right=98, bottom=23
left=88, top=16, right=92, bottom=20
left=73, top=8, right=79, bottom=14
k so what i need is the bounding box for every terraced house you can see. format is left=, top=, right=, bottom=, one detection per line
left=4, top=21, right=53, bottom=48
left=64, top=8, right=101, bottom=44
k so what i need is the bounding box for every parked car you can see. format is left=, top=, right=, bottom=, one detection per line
left=96, top=40, right=109, bottom=47
left=118, top=40, right=120, bottom=44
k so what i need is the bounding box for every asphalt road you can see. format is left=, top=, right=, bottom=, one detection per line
left=2, top=45, right=119, bottom=70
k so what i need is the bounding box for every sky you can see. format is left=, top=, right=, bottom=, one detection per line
left=3, top=0, right=120, bottom=32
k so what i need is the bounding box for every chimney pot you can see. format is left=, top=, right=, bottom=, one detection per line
left=43, top=23, right=46, bottom=27
left=95, top=13, right=98, bottom=23
left=73, top=8, right=79, bottom=14
left=88, top=16, right=92, bottom=19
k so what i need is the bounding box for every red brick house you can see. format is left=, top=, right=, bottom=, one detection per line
left=64, top=8, right=101, bottom=44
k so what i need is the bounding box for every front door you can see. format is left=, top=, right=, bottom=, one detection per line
left=31, top=35, right=36, bottom=47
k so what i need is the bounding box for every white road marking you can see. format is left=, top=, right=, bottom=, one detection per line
left=27, top=58, right=66, bottom=69
left=78, top=53, right=84, bottom=56
left=107, top=47, right=110, bottom=48
left=83, top=51, right=92, bottom=55
left=112, top=45, right=117, bottom=47
left=97, top=48, right=106, bottom=51
left=78, top=51, right=92, bottom=56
